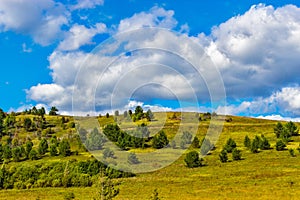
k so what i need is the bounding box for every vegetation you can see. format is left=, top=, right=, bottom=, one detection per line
left=0, top=107, right=299, bottom=199
left=184, top=151, right=203, bottom=168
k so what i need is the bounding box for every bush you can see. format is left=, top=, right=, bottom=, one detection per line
left=276, top=140, right=286, bottom=151
left=29, top=149, right=38, bottom=160
left=219, top=149, right=228, bottom=163
left=128, top=152, right=139, bottom=164
left=260, top=135, right=270, bottom=150
left=232, top=148, right=242, bottom=161
left=223, top=138, right=236, bottom=153
left=251, top=136, right=260, bottom=153
left=200, top=138, right=214, bottom=155
left=64, top=192, right=75, bottom=200
left=289, top=149, right=295, bottom=157
left=59, top=139, right=71, bottom=157
left=244, top=135, right=251, bottom=148
left=152, top=130, right=169, bottom=149
left=191, top=136, right=200, bottom=148
left=184, top=151, right=203, bottom=168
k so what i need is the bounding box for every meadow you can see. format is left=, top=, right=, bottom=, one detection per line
left=0, top=111, right=299, bottom=200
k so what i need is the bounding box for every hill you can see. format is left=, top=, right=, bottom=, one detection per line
left=0, top=110, right=299, bottom=199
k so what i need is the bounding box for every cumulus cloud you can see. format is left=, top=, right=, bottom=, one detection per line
left=58, top=23, right=107, bottom=51
left=0, top=0, right=69, bottom=45
left=204, top=4, right=300, bottom=98
left=216, top=86, right=300, bottom=117
left=71, top=0, right=104, bottom=10
left=118, top=6, right=177, bottom=32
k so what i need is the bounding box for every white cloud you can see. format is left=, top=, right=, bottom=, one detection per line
left=257, top=115, right=300, bottom=122
left=204, top=4, right=300, bottom=98
left=0, top=0, right=69, bottom=45
left=71, top=0, right=104, bottom=10
left=58, top=23, right=107, bottom=51
left=118, top=6, right=177, bottom=32
left=22, top=43, right=32, bottom=53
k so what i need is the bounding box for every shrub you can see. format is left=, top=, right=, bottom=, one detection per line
left=128, top=152, right=139, bottom=164
left=152, top=130, right=169, bottom=149
left=250, top=136, right=260, bottom=153
left=276, top=140, right=286, bottom=151
left=184, top=151, right=203, bottom=168
left=244, top=135, right=251, bottom=148
left=223, top=138, right=236, bottom=153
left=29, top=149, right=38, bottom=160
left=219, top=149, right=228, bottom=163
left=260, top=135, right=270, bottom=150
left=232, top=148, right=242, bottom=161
left=191, top=136, right=200, bottom=148
left=289, top=149, right=295, bottom=157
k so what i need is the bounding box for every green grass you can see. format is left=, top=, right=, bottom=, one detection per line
left=1, top=113, right=300, bottom=199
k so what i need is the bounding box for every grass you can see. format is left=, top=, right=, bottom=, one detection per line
left=1, top=113, right=300, bottom=199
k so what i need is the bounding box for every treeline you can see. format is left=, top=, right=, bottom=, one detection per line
left=0, top=159, right=134, bottom=189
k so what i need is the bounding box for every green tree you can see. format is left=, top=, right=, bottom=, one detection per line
left=29, top=149, right=38, bottom=160
left=50, top=144, right=58, bottom=156
left=191, top=136, right=200, bottom=148
left=106, top=113, right=110, bottom=118
left=38, top=138, right=48, bottom=155
left=285, top=121, right=298, bottom=136
left=181, top=131, right=192, bottom=144
left=103, top=148, right=114, bottom=159
left=170, top=140, right=176, bottom=149
left=260, top=135, right=270, bottom=150
left=2, top=145, right=11, bottom=160
left=93, top=177, right=119, bottom=200
left=274, top=122, right=284, bottom=138
left=146, top=109, right=154, bottom=121
left=25, top=141, right=33, bottom=159
left=184, top=151, right=202, bottom=168
left=59, top=139, right=71, bottom=157
left=49, top=106, right=58, bottom=115
left=250, top=136, right=260, bottom=153
left=200, top=138, right=214, bottom=155
left=232, top=148, right=242, bottom=161
left=123, top=111, right=128, bottom=118
left=219, top=149, right=228, bottom=163
left=12, top=147, right=22, bottom=162
left=276, top=140, right=286, bottom=151
left=86, top=128, right=105, bottom=150
left=127, top=152, right=139, bottom=164
left=152, top=130, right=169, bottom=149
left=224, top=138, right=237, bottom=153
left=114, top=110, right=119, bottom=117
left=289, top=148, right=295, bottom=157
left=23, top=118, right=32, bottom=131
left=244, top=135, right=251, bottom=148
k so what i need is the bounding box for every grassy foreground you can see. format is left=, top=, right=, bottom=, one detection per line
left=1, top=114, right=300, bottom=199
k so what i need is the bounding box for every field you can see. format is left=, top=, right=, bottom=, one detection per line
left=0, top=113, right=300, bottom=199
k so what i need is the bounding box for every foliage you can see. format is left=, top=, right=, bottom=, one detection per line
left=276, top=140, right=286, bottom=151
left=29, top=149, right=38, bottom=160
left=219, top=149, right=228, bottom=163
left=38, top=139, right=48, bottom=155
left=232, top=148, right=242, bottom=161
left=49, top=107, right=59, bottom=116
left=191, top=136, right=200, bottom=148
left=200, top=138, right=214, bottom=155
left=128, top=152, right=139, bottom=164
left=103, top=148, right=114, bottom=159
left=86, top=128, right=105, bottom=150
left=181, top=131, right=192, bottom=144
left=260, top=135, right=270, bottom=150
left=250, top=136, right=260, bottom=153
left=244, top=135, right=251, bottom=148
left=93, top=177, right=119, bottom=200
left=289, top=149, right=295, bottom=157
left=149, top=189, right=161, bottom=200
left=59, top=139, right=71, bottom=157
left=184, top=151, right=203, bottom=168
left=152, top=130, right=169, bottom=149
left=223, top=138, right=236, bottom=153
left=146, top=109, right=154, bottom=121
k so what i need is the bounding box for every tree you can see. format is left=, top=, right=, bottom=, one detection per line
left=152, top=130, right=169, bottom=149
left=2, top=145, right=11, bottom=160
left=59, top=139, right=71, bottom=157
left=127, top=152, right=139, bottom=164
left=223, top=138, right=236, bottom=153
left=276, top=140, right=286, bottom=151
left=150, top=189, right=161, bottom=200
left=260, top=135, right=270, bottom=150
left=191, top=136, right=200, bottom=148
left=12, top=147, right=22, bottom=162
left=219, top=149, right=228, bottom=163
left=123, top=111, right=128, bottom=118
left=285, top=121, right=298, bottom=136
left=146, top=109, right=154, bottom=121
left=184, top=151, right=202, bottom=168
left=25, top=141, right=33, bottom=158
left=274, top=122, right=284, bottom=138
left=23, top=118, right=32, bottom=131
left=128, top=110, right=132, bottom=116
left=170, top=140, right=176, bottom=149
left=93, top=177, right=119, bottom=200
left=86, top=128, right=105, bottom=150
left=114, top=110, right=119, bottom=117
left=181, top=131, right=192, bottom=144
left=250, top=135, right=261, bottom=153
left=106, top=113, right=110, bottom=118
left=49, top=106, right=58, bottom=115
left=38, top=138, right=48, bottom=155
left=232, top=148, right=242, bottom=161
left=244, top=135, right=251, bottom=148
left=50, top=144, right=58, bottom=156
left=200, top=138, right=214, bottom=155
left=103, top=148, right=114, bottom=159
left=29, top=149, right=38, bottom=160
left=289, top=149, right=295, bottom=157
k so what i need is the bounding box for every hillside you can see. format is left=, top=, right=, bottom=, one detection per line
left=0, top=109, right=299, bottom=199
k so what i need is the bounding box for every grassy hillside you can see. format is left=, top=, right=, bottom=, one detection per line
left=0, top=112, right=300, bottom=199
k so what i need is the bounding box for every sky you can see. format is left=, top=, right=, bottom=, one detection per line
left=1, top=0, right=300, bottom=121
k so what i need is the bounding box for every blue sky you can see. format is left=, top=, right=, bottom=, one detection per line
left=1, top=0, right=300, bottom=121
